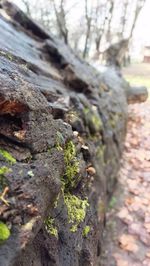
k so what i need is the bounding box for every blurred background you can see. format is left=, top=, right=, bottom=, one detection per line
left=12, top=0, right=150, bottom=87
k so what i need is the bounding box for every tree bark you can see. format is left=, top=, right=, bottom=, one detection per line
left=83, top=0, right=92, bottom=58
left=52, top=0, right=68, bottom=44
left=0, top=2, right=147, bottom=266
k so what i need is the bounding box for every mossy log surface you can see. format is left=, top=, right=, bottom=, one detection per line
left=0, top=1, right=133, bottom=266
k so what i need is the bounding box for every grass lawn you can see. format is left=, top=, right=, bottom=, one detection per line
left=124, top=75, right=150, bottom=88
left=123, top=63, right=150, bottom=98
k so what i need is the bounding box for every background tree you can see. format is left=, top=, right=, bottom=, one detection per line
left=18, top=0, right=146, bottom=61
left=52, top=0, right=68, bottom=44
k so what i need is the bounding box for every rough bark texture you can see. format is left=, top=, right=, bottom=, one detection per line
left=104, top=39, right=129, bottom=68
left=127, top=86, right=148, bottom=104
left=0, top=2, right=146, bottom=266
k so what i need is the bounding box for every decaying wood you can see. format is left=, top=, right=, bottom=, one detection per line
left=0, top=1, right=148, bottom=266
left=127, top=86, right=148, bottom=104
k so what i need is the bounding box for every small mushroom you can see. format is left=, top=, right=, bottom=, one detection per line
left=86, top=166, right=96, bottom=175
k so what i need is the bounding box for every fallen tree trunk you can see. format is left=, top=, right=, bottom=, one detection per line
left=0, top=2, right=147, bottom=266
left=127, top=86, right=148, bottom=104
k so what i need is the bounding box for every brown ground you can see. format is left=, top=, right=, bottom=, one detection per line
left=101, top=64, right=150, bottom=266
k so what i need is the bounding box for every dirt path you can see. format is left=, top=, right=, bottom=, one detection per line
left=101, top=98, right=150, bottom=266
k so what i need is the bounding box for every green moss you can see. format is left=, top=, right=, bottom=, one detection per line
left=65, top=161, right=79, bottom=186
left=63, top=141, right=79, bottom=188
left=44, top=217, right=58, bottom=238
left=83, top=107, right=102, bottom=134
left=56, top=131, right=64, bottom=151
left=7, top=53, right=13, bottom=61
left=109, top=114, right=119, bottom=129
left=62, top=141, right=89, bottom=232
left=0, top=51, right=5, bottom=57
left=66, top=111, right=79, bottom=124
left=47, top=148, right=51, bottom=154
left=82, top=225, right=90, bottom=237
left=64, top=141, right=76, bottom=162
left=96, top=145, right=105, bottom=164
left=70, top=224, right=78, bottom=233
left=109, top=196, right=117, bottom=209
left=91, top=113, right=102, bottom=132
left=83, top=107, right=90, bottom=115
left=0, top=51, right=14, bottom=61
left=0, top=149, right=16, bottom=164
left=110, top=119, right=116, bottom=128
left=0, top=221, right=10, bottom=243
left=98, top=200, right=105, bottom=215
left=47, top=140, right=89, bottom=235
left=54, top=193, right=60, bottom=208
left=107, top=220, right=116, bottom=230
left=0, top=166, right=10, bottom=191
left=64, top=193, right=89, bottom=232
left=0, top=166, right=10, bottom=176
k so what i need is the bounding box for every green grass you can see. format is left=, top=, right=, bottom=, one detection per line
left=124, top=75, right=150, bottom=100
left=125, top=75, right=150, bottom=88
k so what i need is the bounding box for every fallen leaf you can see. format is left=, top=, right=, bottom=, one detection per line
left=116, top=259, right=129, bottom=266
left=119, top=234, right=138, bottom=253
left=140, top=229, right=150, bottom=246
left=113, top=253, right=129, bottom=266
left=125, top=197, right=134, bottom=206
left=128, top=223, right=142, bottom=236
left=117, top=207, right=133, bottom=224
left=146, top=251, right=150, bottom=258
left=143, top=258, right=150, bottom=265
left=144, top=223, right=150, bottom=233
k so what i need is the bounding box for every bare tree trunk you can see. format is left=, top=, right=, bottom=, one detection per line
left=83, top=22, right=91, bottom=58
left=95, top=35, right=102, bottom=53
left=83, top=0, right=92, bottom=58
left=94, top=0, right=109, bottom=55
left=52, top=0, right=68, bottom=44
left=129, top=0, right=146, bottom=38
left=21, top=0, right=31, bottom=16
left=120, top=0, right=129, bottom=38
left=106, top=0, right=114, bottom=43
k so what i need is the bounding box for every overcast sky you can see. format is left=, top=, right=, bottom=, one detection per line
left=12, top=0, right=150, bottom=53
left=133, top=0, right=150, bottom=45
